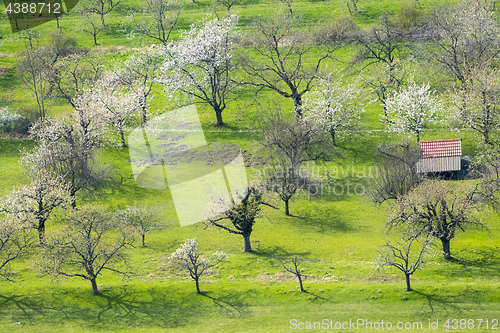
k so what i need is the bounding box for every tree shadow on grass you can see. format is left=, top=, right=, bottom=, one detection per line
left=0, top=290, right=85, bottom=324
left=413, top=290, right=463, bottom=314
left=89, top=288, right=199, bottom=329
left=0, top=293, right=49, bottom=320
left=0, top=287, right=207, bottom=330
left=292, top=206, right=353, bottom=233
left=200, top=291, right=248, bottom=317
left=95, top=292, right=142, bottom=320
left=303, top=290, right=337, bottom=304
left=449, top=248, right=500, bottom=279
left=104, top=172, right=155, bottom=199
left=414, top=286, right=488, bottom=315
left=251, top=245, right=310, bottom=259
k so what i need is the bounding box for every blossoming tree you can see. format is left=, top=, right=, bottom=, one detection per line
left=0, top=171, right=70, bottom=244
left=169, top=238, right=226, bottom=293
left=114, top=46, right=163, bottom=124
left=304, top=71, right=365, bottom=147
left=384, top=82, right=442, bottom=143
left=161, top=16, right=239, bottom=126
left=79, top=74, right=142, bottom=147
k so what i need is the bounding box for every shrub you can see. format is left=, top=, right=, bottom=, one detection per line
left=0, top=107, right=24, bottom=133
left=393, top=1, right=423, bottom=29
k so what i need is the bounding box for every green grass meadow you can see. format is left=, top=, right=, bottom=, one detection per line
left=0, top=0, right=500, bottom=331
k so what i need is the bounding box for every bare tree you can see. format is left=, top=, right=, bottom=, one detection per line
left=370, top=142, right=423, bottom=204
left=378, top=233, right=432, bottom=291
left=117, top=203, right=163, bottom=247
left=240, top=9, right=341, bottom=119
left=48, top=30, right=78, bottom=63
left=114, top=47, right=162, bottom=124
left=261, top=110, right=329, bottom=215
left=390, top=181, right=481, bottom=259
left=82, top=12, right=103, bottom=45
left=346, top=0, right=360, bottom=16
left=20, top=29, right=40, bottom=51
left=214, top=0, right=245, bottom=14
left=18, top=47, right=55, bottom=119
left=50, top=53, right=103, bottom=110
left=279, top=256, right=307, bottom=292
left=206, top=187, right=276, bottom=252
left=473, top=143, right=500, bottom=210
left=0, top=172, right=70, bottom=244
left=424, top=0, right=500, bottom=117
left=353, top=14, right=410, bottom=121
left=169, top=238, right=226, bottom=293
left=392, top=1, right=424, bottom=29
left=132, top=0, right=182, bottom=46
left=461, top=65, right=500, bottom=145
left=82, top=0, right=121, bottom=27
left=262, top=160, right=311, bottom=217
left=0, top=218, right=34, bottom=280
left=37, top=205, right=134, bottom=295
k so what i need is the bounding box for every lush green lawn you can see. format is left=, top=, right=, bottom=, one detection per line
left=1, top=130, right=499, bottom=331
left=0, top=0, right=499, bottom=331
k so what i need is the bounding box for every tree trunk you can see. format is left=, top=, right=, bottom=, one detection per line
left=382, top=104, right=389, bottom=122
left=195, top=276, right=200, bottom=293
left=91, top=278, right=99, bottom=295
left=142, top=234, right=146, bottom=247
left=70, top=193, right=77, bottom=208
left=141, top=104, right=147, bottom=125
left=285, top=199, right=290, bottom=216
left=460, top=80, right=468, bottom=121
left=416, top=131, right=420, bottom=145
left=243, top=234, right=253, bottom=252
left=93, top=32, right=98, bottom=46
left=120, top=130, right=126, bottom=147
left=215, top=108, right=224, bottom=126
left=330, top=128, right=336, bottom=147
left=298, top=274, right=305, bottom=292
left=405, top=273, right=412, bottom=291
left=441, top=238, right=451, bottom=259
left=484, top=129, right=491, bottom=145
left=37, top=220, right=45, bottom=245
left=292, top=94, right=303, bottom=120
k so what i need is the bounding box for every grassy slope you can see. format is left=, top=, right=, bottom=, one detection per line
left=0, top=0, right=499, bottom=332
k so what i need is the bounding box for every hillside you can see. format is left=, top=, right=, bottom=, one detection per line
left=0, top=0, right=499, bottom=332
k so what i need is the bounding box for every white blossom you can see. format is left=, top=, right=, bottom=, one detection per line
left=304, top=71, right=365, bottom=146
left=114, top=46, right=163, bottom=123
left=76, top=74, right=142, bottom=147
left=116, top=203, right=164, bottom=247
left=0, top=171, right=71, bottom=244
left=169, top=238, right=226, bottom=293
left=21, top=111, right=109, bottom=208
left=160, top=15, right=239, bottom=125
left=384, top=81, right=442, bottom=143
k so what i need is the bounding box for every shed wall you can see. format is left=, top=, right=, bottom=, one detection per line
left=416, top=156, right=461, bottom=173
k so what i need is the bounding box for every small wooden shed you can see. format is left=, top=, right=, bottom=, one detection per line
left=416, top=139, right=462, bottom=173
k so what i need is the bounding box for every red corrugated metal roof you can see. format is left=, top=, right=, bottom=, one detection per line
left=420, top=139, right=462, bottom=158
